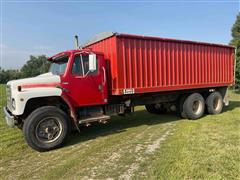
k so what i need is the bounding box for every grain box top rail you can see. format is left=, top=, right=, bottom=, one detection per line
left=84, top=32, right=234, bottom=49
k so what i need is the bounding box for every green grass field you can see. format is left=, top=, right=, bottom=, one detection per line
left=0, top=84, right=240, bottom=180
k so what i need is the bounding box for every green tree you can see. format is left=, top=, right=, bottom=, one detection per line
left=20, top=55, right=50, bottom=78
left=230, top=13, right=240, bottom=88
left=0, top=55, right=50, bottom=84
left=0, top=68, right=21, bottom=84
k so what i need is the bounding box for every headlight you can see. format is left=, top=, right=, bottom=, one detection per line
left=12, top=98, right=16, bottom=110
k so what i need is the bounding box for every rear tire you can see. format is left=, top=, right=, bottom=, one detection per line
left=178, top=95, right=188, bottom=119
left=23, top=106, right=69, bottom=152
left=206, top=91, right=223, bottom=114
left=183, top=93, right=205, bottom=120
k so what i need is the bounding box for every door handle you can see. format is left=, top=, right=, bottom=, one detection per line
left=98, top=84, right=103, bottom=92
left=102, top=67, right=106, bottom=85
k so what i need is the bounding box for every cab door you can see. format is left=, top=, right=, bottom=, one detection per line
left=68, top=53, right=108, bottom=106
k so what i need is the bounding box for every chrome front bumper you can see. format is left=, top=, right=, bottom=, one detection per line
left=3, top=107, right=15, bottom=127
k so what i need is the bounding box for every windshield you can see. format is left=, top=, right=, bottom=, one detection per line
left=49, top=55, right=69, bottom=75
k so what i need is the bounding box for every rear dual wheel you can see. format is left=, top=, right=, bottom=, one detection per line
left=206, top=91, right=223, bottom=115
left=178, top=91, right=223, bottom=120
left=181, top=93, right=205, bottom=120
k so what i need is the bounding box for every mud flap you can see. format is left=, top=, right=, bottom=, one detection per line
left=218, top=87, right=229, bottom=106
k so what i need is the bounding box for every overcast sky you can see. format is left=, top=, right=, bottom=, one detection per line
left=0, top=1, right=239, bottom=69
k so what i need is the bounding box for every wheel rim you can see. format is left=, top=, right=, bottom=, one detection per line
left=213, top=96, right=221, bottom=111
left=35, top=117, right=63, bottom=143
left=192, top=100, right=203, bottom=115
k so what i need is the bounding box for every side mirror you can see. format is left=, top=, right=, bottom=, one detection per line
left=89, top=54, right=97, bottom=72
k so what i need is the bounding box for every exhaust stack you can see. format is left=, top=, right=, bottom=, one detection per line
left=74, top=35, right=79, bottom=49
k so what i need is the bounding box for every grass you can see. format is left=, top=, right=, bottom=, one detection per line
left=0, top=84, right=240, bottom=179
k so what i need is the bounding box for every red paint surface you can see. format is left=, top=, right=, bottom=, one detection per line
left=21, top=82, right=59, bottom=89
left=85, top=33, right=235, bottom=95
left=59, top=52, right=108, bottom=107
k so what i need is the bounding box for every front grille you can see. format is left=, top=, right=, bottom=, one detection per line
left=6, top=85, right=12, bottom=111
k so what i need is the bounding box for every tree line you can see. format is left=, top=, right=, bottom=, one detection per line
left=0, top=55, right=49, bottom=84
left=230, top=13, right=240, bottom=89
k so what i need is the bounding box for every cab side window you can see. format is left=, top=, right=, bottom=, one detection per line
left=83, top=55, right=98, bottom=75
left=72, top=55, right=83, bottom=76
left=72, top=54, right=98, bottom=76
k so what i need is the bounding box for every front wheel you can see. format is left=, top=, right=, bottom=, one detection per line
left=23, top=106, right=69, bottom=152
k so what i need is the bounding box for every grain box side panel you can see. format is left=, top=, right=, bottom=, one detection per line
left=88, top=35, right=234, bottom=95
left=114, top=36, right=234, bottom=95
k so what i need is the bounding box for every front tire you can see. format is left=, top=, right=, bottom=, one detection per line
left=23, top=106, right=69, bottom=152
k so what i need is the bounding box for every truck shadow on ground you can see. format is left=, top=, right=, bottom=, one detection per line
left=66, top=100, right=239, bottom=147
left=222, top=100, right=240, bottom=112
left=66, top=110, right=180, bottom=147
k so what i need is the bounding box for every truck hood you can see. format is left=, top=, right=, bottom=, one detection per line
left=7, top=72, right=61, bottom=90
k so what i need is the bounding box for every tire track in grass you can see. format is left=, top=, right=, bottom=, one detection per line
left=146, top=129, right=172, bottom=153
left=1, top=112, right=176, bottom=179
left=16, top=123, right=149, bottom=179
left=119, top=123, right=175, bottom=180
left=80, top=122, right=175, bottom=179
left=59, top=125, right=154, bottom=179
left=49, top=120, right=162, bottom=179
left=14, top=140, right=96, bottom=179
left=1, top=133, right=98, bottom=179
left=2, top=119, right=133, bottom=178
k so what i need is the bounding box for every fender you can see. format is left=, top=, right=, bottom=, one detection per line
left=61, top=92, right=80, bottom=132
left=7, top=72, right=80, bottom=130
left=16, top=87, right=80, bottom=131
left=7, top=73, right=62, bottom=115
left=12, top=87, right=62, bottom=115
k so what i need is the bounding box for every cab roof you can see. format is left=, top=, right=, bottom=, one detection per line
left=48, top=49, right=103, bottom=61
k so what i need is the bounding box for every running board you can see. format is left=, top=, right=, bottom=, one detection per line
left=78, top=115, right=110, bottom=125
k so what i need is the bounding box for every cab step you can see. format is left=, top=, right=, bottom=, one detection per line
left=78, top=115, right=110, bottom=125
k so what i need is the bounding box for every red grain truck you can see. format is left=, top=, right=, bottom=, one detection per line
left=4, top=32, right=235, bottom=151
